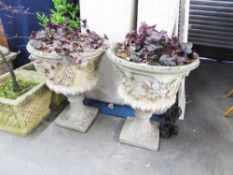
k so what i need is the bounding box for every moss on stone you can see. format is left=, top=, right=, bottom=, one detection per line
left=0, top=79, right=38, bottom=100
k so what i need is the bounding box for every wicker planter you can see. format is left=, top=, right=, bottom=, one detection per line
left=27, top=42, right=106, bottom=132
left=0, top=70, right=52, bottom=136
left=107, top=46, right=200, bottom=151
left=18, top=62, right=66, bottom=106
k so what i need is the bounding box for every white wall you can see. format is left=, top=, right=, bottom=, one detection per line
left=80, top=0, right=136, bottom=43
left=137, top=0, right=180, bottom=36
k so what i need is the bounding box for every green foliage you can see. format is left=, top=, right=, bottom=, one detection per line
left=0, top=79, right=38, bottom=100
left=37, top=0, right=80, bottom=29
left=37, top=13, right=49, bottom=28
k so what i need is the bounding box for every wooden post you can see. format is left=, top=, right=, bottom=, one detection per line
left=0, top=18, right=8, bottom=48
left=224, top=88, right=233, bottom=117
left=225, top=89, right=233, bottom=98
left=224, top=106, right=233, bottom=117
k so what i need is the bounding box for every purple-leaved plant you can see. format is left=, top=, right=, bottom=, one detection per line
left=30, top=20, right=108, bottom=64
left=116, top=22, right=198, bottom=66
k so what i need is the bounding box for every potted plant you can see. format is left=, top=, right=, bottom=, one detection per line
left=27, top=0, right=108, bottom=132
left=107, top=23, right=200, bottom=151
left=18, top=62, right=67, bottom=107
left=0, top=45, right=52, bottom=136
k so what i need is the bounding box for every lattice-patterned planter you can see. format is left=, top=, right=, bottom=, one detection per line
left=0, top=70, right=52, bottom=136
left=0, top=59, right=9, bottom=75
left=18, top=62, right=66, bottom=106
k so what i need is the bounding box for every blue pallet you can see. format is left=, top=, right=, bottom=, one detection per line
left=84, top=98, right=164, bottom=123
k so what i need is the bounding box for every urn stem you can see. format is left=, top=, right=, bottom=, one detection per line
left=119, top=109, right=160, bottom=151
left=68, top=94, right=85, bottom=120
left=134, top=110, right=153, bottom=121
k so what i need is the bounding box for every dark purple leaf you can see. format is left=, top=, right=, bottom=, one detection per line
left=30, top=21, right=107, bottom=62
left=116, top=22, right=198, bottom=66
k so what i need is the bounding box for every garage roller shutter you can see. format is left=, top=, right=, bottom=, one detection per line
left=189, top=0, right=233, bottom=61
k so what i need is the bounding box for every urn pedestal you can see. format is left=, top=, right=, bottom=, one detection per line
left=27, top=43, right=106, bottom=132
left=107, top=46, right=200, bottom=151
left=120, top=110, right=160, bottom=151
left=53, top=94, right=98, bottom=132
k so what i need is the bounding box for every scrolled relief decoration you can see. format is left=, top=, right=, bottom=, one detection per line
left=31, top=56, right=75, bottom=87
left=82, top=59, right=100, bottom=81
left=120, top=72, right=183, bottom=102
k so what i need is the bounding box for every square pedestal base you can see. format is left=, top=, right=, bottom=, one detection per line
left=119, top=118, right=160, bottom=151
left=55, top=105, right=98, bottom=133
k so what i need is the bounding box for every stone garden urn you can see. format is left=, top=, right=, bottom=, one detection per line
left=27, top=43, right=107, bottom=132
left=107, top=46, right=200, bottom=151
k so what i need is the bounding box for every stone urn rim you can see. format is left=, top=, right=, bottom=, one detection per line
left=107, top=45, right=200, bottom=75
left=26, top=40, right=108, bottom=63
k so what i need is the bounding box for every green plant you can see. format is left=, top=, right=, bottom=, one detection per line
left=37, top=13, right=49, bottom=29
left=0, top=49, right=19, bottom=92
left=0, top=79, right=38, bottom=100
left=37, top=0, right=80, bottom=29
left=0, top=2, right=31, bottom=92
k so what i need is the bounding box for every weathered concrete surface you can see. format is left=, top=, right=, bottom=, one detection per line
left=0, top=60, right=232, bottom=175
